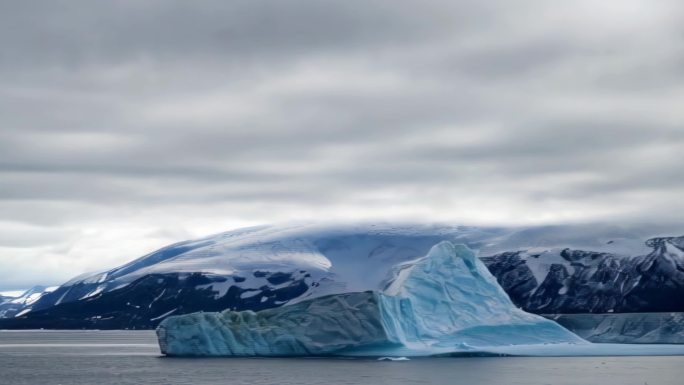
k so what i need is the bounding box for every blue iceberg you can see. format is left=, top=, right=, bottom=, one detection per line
left=157, top=242, right=587, bottom=356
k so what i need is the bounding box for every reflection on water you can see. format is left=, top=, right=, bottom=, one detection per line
left=1, top=330, right=683, bottom=385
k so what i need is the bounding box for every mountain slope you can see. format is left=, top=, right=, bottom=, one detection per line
left=0, top=286, right=57, bottom=318
left=482, top=236, right=684, bottom=313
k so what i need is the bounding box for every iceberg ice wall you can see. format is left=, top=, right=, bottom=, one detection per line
left=157, top=291, right=388, bottom=356
left=157, top=242, right=585, bottom=356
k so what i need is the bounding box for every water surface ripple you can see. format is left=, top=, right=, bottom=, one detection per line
left=1, top=330, right=682, bottom=385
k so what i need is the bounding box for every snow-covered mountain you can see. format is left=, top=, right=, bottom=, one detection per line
left=483, top=235, right=684, bottom=314
left=1, top=223, right=683, bottom=331
left=0, top=286, right=57, bottom=318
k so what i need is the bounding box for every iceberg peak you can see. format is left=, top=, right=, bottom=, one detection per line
left=378, top=242, right=584, bottom=352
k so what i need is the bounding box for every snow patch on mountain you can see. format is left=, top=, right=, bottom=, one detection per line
left=0, top=286, right=57, bottom=318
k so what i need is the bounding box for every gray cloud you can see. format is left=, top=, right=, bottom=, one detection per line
left=1, top=0, right=683, bottom=290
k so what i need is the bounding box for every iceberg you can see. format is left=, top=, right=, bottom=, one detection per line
left=157, top=242, right=586, bottom=356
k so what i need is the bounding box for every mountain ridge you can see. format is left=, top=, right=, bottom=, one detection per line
left=1, top=224, right=683, bottom=331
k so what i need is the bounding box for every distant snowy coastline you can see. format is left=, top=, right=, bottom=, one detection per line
left=1, top=222, right=683, bottom=348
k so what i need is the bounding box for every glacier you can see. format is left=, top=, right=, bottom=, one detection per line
left=157, top=242, right=587, bottom=357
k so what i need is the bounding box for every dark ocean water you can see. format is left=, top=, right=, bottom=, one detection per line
left=0, top=330, right=682, bottom=385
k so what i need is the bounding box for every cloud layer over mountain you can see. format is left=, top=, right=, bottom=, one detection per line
left=1, top=0, right=683, bottom=290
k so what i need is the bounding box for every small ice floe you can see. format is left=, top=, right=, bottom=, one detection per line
left=377, top=357, right=410, bottom=361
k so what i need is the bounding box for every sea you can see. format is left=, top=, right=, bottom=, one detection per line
left=0, top=330, right=682, bottom=385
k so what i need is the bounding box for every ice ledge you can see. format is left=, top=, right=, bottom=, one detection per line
left=158, top=291, right=387, bottom=356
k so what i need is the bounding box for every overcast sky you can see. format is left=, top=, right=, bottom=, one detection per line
left=1, top=0, right=683, bottom=291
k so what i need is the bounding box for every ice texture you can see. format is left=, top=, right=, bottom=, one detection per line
left=157, top=242, right=585, bottom=357
left=377, top=243, right=583, bottom=349
left=157, top=291, right=386, bottom=356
